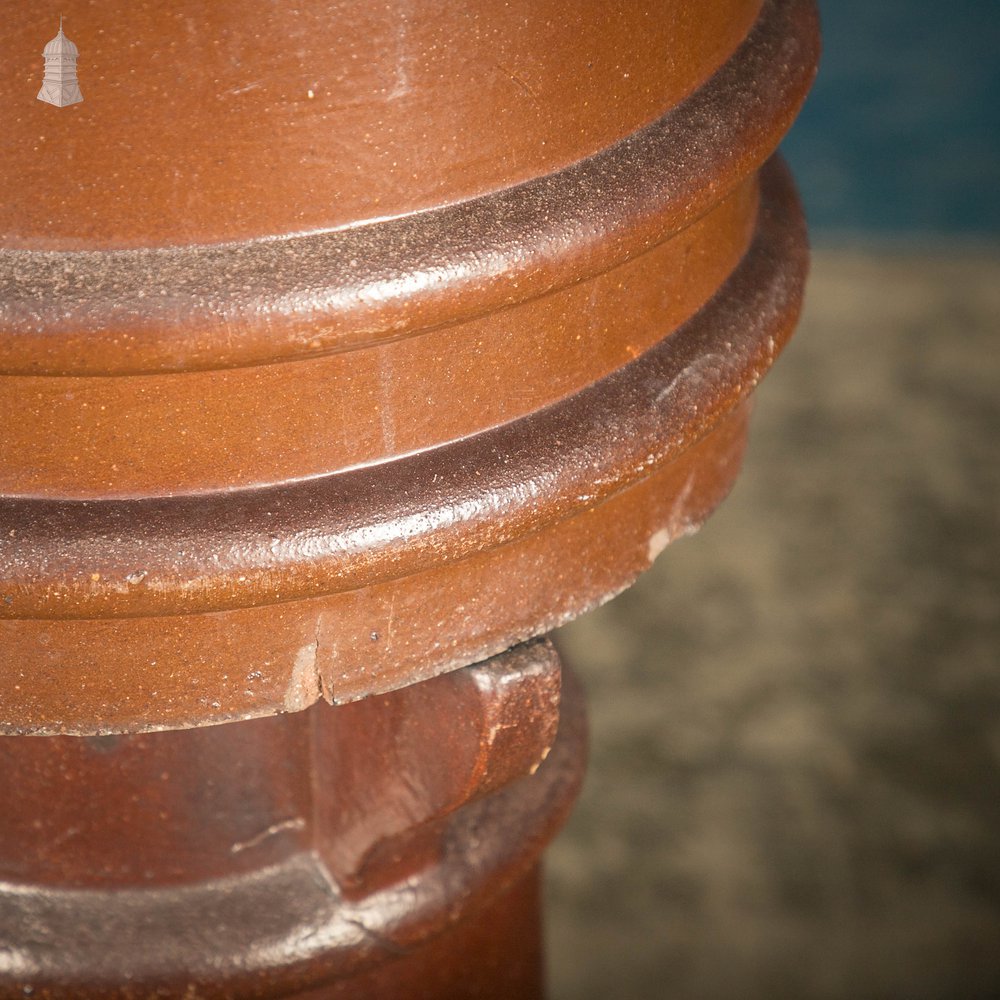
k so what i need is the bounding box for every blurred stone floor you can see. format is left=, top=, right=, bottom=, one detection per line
left=546, top=245, right=1000, bottom=1000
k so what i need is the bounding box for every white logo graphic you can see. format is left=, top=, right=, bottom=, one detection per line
left=38, top=17, right=83, bottom=107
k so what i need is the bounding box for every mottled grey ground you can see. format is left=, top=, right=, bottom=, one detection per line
left=546, top=246, right=1000, bottom=1000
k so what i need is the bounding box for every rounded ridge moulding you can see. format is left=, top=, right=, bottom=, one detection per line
left=0, top=159, right=807, bottom=623
left=0, top=0, right=818, bottom=376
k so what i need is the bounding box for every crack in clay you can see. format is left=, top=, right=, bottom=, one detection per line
left=230, top=817, right=305, bottom=854
left=315, top=617, right=334, bottom=704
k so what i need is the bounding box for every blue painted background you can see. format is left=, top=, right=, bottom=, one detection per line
left=781, top=0, right=1000, bottom=237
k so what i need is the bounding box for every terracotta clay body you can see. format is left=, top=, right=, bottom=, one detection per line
left=0, top=0, right=818, bottom=995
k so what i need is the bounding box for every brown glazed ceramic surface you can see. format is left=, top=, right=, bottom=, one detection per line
left=0, top=1, right=817, bottom=995
left=1, top=0, right=819, bottom=736
left=2, top=0, right=762, bottom=249
left=2, top=163, right=806, bottom=735
left=0, top=180, right=758, bottom=497
left=0, top=640, right=585, bottom=997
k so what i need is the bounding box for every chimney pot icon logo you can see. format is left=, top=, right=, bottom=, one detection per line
left=38, top=16, right=83, bottom=107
